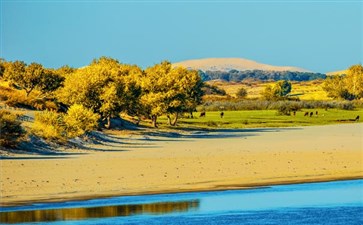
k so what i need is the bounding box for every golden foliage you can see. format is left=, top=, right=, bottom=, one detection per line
left=63, top=104, right=100, bottom=138
left=32, top=104, right=99, bottom=141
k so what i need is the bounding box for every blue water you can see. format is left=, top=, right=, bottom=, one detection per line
left=1, top=180, right=362, bottom=224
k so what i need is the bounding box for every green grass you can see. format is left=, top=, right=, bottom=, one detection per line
left=155, top=109, right=363, bottom=129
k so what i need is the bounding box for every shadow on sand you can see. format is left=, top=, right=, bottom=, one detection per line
left=1, top=127, right=302, bottom=159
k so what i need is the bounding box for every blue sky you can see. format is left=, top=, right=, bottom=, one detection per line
left=1, top=0, right=362, bottom=73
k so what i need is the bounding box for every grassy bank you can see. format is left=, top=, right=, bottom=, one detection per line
left=155, top=109, right=362, bottom=129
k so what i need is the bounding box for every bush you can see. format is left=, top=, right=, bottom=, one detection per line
left=236, top=87, right=248, bottom=98
left=32, top=104, right=100, bottom=141
left=63, top=104, right=100, bottom=138
left=0, top=110, right=25, bottom=147
left=276, top=101, right=302, bottom=116
left=32, top=110, right=65, bottom=141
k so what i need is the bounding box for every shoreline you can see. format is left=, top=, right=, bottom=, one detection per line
left=1, top=123, right=362, bottom=208
left=1, top=175, right=363, bottom=208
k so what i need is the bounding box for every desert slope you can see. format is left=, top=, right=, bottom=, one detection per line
left=173, top=58, right=310, bottom=72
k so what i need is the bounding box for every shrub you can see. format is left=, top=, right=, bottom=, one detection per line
left=0, top=110, right=25, bottom=147
left=236, top=87, right=248, bottom=98
left=32, top=104, right=100, bottom=141
left=63, top=104, right=100, bottom=138
left=277, top=101, right=303, bottom=116
left=32, top=110, right=65, bottom=141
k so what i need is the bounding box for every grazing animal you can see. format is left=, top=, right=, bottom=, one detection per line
left=304, top=112, right=309, bottom=117
left=316, top=111, right=319, bottom=116
left=220, top=111, right=224, bottom=118
left=309, top=112, right=313, bottom=117
left=355, top=115, right=360, bottom=121
left=293, top=111, right=296, bottom=116
left=200, top=112, right=206, bottom=117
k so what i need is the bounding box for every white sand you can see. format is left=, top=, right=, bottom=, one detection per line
left=1, top=123, right=362, bottom=206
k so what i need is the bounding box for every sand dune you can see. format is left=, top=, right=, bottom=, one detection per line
left=173, top=58, right=310, bottom=72
left=0, top=123, right=362, bottom=206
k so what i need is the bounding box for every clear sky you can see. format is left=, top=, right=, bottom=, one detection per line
left=1, top=0, right=362, bottom=73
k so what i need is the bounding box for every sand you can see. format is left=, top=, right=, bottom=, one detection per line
left=0, top=123, right=362, bottom=206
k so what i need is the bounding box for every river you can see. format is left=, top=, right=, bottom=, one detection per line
left=1, top=179, right=362, bottom=224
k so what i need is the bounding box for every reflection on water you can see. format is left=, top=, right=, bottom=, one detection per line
left=0, top=200, right=199, bottom=224
left=1, top=180, right=362, bottom=224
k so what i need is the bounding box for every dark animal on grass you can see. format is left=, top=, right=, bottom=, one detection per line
left=355, top=115, right=360, bottom=121
left=293, top=111, right=296, bottom=116
left=220, top=111, right=224, bottom=118
left=310, top=112, right=313, bottom=117
left=304, top=112, right=309, bottom=116
left=316, top=111, right=319, bottom=116
left=200, top=112, right=206, bottom=117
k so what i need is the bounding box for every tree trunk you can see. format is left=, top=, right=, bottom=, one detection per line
left=171, top=112, right=179, bottom=126
left=135, top=117, right=141, bottom=125
left=25, top=87, right=35, bottom=97
left=167, top=115, right=172, bottom=125
left=151, top=115, right=158, bottom=128
left=105, top=115, right=111, bottom=129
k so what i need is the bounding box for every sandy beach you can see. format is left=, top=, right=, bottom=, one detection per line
left=1, top=123, right=362, bottom=206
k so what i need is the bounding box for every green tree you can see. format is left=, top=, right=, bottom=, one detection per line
left=261, top=81, right=292, bottom=100
left=274, top=80, right=292, bottom=97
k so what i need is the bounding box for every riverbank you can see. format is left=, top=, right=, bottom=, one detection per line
left=1, top=123, right=362, bottom=206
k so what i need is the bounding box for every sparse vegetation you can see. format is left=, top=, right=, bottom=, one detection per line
left=0, top=110, right=25, bottom=147
left=0, top=57, right=362, bottom=149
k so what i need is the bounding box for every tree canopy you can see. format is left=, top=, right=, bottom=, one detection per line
left=3, top=60, right=64, bottom=96
left=262, top=80, right=292, bottom=100
left=57, top=56, right=143, bottom=128
left=323, top=64, right=363, bottom=100
left=141, top=61, right=203, bottom=127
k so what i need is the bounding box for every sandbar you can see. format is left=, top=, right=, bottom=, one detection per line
left=1, top=123, right=362, bottom=206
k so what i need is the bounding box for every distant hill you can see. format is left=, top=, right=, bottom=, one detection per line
left=173, top=58, right=310, bottom=73
left=326, top=70, right=348, bottom=76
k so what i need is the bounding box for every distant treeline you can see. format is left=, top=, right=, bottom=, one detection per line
left=199, top=70, right=327, bottom=82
